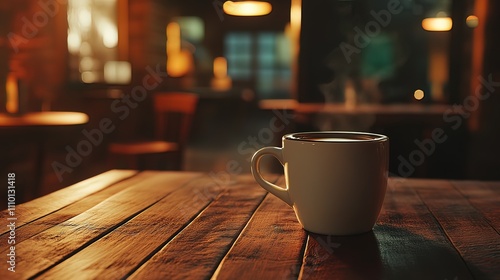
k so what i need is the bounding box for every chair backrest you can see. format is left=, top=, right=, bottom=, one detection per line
left=153, top=92, right=198, bottom=147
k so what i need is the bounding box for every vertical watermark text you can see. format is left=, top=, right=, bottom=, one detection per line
left=6, top=173, right=17, bottom=273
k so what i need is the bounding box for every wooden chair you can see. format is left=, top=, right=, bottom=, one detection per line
left=108, top=92, right=198, bottom=170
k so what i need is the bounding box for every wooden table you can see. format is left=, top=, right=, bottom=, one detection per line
left=0, top=111, right=89, bottom=127
left=258, top=99, right=457, bottom=125
left=0, top=111, right=89, bottom=201
left=258, top=99, right=452, bottom=114
left=1, top=170, right=498, bottom=279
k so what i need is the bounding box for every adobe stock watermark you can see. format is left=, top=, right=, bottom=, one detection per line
left=339, top=0, right=403, bottom=63
left=177, top=108, right=295, bottom=217
left=396, top=74, right=499, bottom=178
left=6, top=173, right=17, bottom=273
left=51, top=64, right=168, bottom=182
left=311, top=234, right=341, bottom=257
left=290, top=235, right=341, bottom=280
left=208, top=108, right=294, bottom=187
left=8, top=0, right=64, bottom=53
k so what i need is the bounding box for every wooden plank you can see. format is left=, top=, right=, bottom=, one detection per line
left=128, top=178, right=268, bottom=280
left=213, top=191, right=307, bottom=279
left=0, top=171, right=158, bottom=246
left=299, top=178, right=473, bottom=280
left=451, top=180, right=500, bottom=232
left=412, top=179, right=500, bottom=280
left=0, top=169, right=138, bottom=234
left=37, top=174, right=226, bottom=279
left=0, top=171, right=199, bottom=279
left=300, top=232, right=379, bottom=280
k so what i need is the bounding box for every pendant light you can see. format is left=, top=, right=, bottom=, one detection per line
left=223, top=1, right=272, bottom=16
left=422, top=8, right=453, bottom=32
left=422, top=17, right=453, bottom=31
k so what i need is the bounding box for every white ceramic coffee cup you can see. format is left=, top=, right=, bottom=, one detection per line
left=251, top=131, right=389, bottom=235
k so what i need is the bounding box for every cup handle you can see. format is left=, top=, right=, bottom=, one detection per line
left=251, top=147, right=293, bottom=206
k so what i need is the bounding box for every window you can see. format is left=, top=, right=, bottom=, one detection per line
left=225, top=32, right=292, bottom=98
left=225, top=33, right=252, bottom=79
left=67, top=0, right=130, bottom=84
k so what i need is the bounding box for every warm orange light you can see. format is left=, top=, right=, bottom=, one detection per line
left=290, top=0, right=301, bottom=30
left=422, top=17, right=453, bottom=31
left=344, top=80, right=357, bottom=109
left=211, top=57, right=232, bottom=90
left=167, top=51, right=192, bottom=77
left=166, top=22, right=181, bottom=54
left=289, top=0, right=301, bottom=100
left=223, top=1, right=272, bottom=16
left=6, top=73, right=19, bottom=114
left=166, top=21, right=192, bottom=77
left=414, top=89, right=425, bottom=100
left=466, top=15, right=479, bottom=28
left=213, top=57, right=228, bottom=79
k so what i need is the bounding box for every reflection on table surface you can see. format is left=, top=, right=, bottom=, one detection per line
left=0, top=112, right=89, bottom=127
left=259, top=99, right=455, bottom=115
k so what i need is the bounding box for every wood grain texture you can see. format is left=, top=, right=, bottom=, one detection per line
left=0, top=171, right=197, bottom=279
left=1, top=172, right=498, bottom=279
left=299, top=178, right=473, bottom=280
left=214, top=191, right=307, bottom=279
left=411, top=179, right=500, bottom=279
left=0, top=171, right=148, bottom=246
left=376, top=179, right=474, bottom=279
left=129, top=179, right=268, bottom=280
left=452, top=180, right=500, bottom=232
left=0, top=169, right=137, bottom=234
left=38, top=174, right=223, bottom=279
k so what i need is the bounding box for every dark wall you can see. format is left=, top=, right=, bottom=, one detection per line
left=298, top=0, right=340, bottom=103
left=466, top=0, right=500, bottom=180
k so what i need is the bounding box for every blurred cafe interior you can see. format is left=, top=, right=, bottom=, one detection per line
left=1, top=0, right=499, bottom=205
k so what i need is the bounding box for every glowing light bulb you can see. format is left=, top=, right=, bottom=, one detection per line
left=213, top=57, right=228, bottom=79
left=166, top=22, right=181, bottom=54
left=6, top=73, right=19, bottom=113
left=211, top=57, right=232, bottom=90
left=414, top=89, right=425, bottom=101
left=466, top=15, right=479, bottom=28
left=422, top=17, right=453, bottom=31
left=223, top=1, right=272, bottom=16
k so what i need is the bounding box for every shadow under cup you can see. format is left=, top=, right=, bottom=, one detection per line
left=251, top=131, right=389, bottom=235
